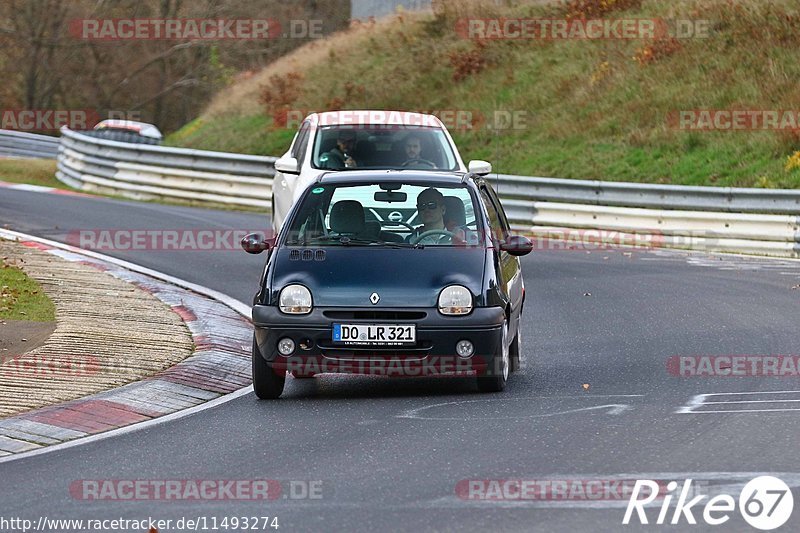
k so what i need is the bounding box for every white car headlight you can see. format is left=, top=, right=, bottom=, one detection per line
left=438, top=285, right=473, bottom=315
left=279, top=284, right=312, bottom=314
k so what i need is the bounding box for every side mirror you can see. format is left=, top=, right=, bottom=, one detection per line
left=275, top=156, right=300, bottom=175
left=241, top=232, right=272, bottom=254
left=500, top=235, right=533, bottom=256
left=468, top=160, right=492, bottom=176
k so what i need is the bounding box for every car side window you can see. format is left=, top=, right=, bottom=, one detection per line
left=483, top=183, right=511, bottom=234
left=479, top=187, right=505, bottom=241
left=291, top=121, right=311, bottom=164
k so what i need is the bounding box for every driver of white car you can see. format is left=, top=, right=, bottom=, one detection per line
left=402, top=135, right=437, bottom=169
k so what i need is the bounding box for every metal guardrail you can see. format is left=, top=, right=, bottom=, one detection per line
left=56, top=127, right=276, bottom=209
left=53, top=127, right=799, bottom=258
left=0, top=129, right=60, bottom=159
left=506, top=201, right=799, bottom=258
left=496, top=174, right=799, bottom=258
left=494, top=174, right=800, bottom=214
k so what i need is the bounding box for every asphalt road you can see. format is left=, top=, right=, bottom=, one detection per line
left=2, top=188, right=800, bottom=532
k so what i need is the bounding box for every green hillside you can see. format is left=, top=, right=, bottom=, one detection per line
left=168, top=0, right=800, bottom=188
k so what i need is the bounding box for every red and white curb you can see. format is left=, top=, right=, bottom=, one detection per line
left=0, top=229, right=253, bottom=458
left=0, top=179, right=94, bottom=198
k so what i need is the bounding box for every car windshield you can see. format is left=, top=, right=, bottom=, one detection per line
left=284, top=182, right=480, bottom=247
left=310, top=125, right=459, bottom=171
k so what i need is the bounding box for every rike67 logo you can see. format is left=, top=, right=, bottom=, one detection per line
left=624, top=476, right=793, bottom=530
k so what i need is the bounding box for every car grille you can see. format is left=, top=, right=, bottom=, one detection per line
left=322, top=310, right=426, bottom=321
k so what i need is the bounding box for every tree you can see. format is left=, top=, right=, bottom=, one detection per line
left=0, top=0, right=352, bottom=133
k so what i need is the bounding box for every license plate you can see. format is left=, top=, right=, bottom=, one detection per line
left=333, top=324, right=416, bottom=345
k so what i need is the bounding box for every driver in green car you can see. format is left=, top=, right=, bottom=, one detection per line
left=407, top=188, right=464, bottom=245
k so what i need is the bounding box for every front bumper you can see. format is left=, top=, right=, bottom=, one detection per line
left=252, top=305, right=505, bottom=377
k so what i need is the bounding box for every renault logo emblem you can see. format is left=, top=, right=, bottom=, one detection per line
left=369, top=292, right=380, bottom=305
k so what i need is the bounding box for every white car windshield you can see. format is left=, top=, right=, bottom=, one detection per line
left=284, top=182, right=480, bottom=247
left=311, top=126, right=459, bottom=171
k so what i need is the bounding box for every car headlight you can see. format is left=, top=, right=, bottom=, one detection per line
left=438, top=285, right=473, bottom=315
left=279, top=284, right=312, bottom=314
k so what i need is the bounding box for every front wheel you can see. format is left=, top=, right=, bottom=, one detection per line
left=477, top=321, right=509, bottom=393
left=252, top=337, right=285, bottom=399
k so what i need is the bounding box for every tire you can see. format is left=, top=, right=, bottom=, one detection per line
left=252, top=337, right=285, bottom=399
left=477, top=320, right=509, bottom=393
left=291, top=372, right=315, bottom=379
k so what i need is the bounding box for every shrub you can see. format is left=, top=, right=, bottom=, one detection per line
left=633, top=38, right=682, bottom=66
left=258, top=72, right=304, bottom=126
left=449, top=41, right=489, bottom=82
left=562, top=0, right=643, bottom=19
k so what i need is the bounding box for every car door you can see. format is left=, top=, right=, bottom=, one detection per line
left=274, top=120, right=312, bottom=231
left=479, top=182, right=525, bottom=335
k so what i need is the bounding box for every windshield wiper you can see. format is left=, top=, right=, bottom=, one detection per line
left=374, top=240, right=424, bottom=249
left=336, top=237, right=378, bottom=246
left=284, top=235, right=341, bottom=245
left=288, top=236, right=424, bottom=248
left=338, top=237, right=424, bottom=248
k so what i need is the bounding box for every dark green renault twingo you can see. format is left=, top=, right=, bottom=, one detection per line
left=242, top=171, right=532, bottom=399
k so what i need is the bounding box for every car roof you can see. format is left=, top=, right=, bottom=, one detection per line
left=93, top=120, right=163, bottom=139
left=310, top=110, right=445, bottom=128
left=316, top=170, right=474, bottom=186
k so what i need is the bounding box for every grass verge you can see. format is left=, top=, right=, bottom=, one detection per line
left=0, top=159, right=62, bottom=189
left=0, top=256, right=56, bottom=322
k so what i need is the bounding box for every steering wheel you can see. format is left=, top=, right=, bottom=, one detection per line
left=401, top=158, right=437, bottom=169
left=410, top=229, right=456, bottom=245
left=381, top=220, right=415, bottom=232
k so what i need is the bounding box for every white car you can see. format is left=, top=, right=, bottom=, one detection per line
left=270, top=110, right=491, bottom=231
left=90, top=120, right=163, bottom=145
